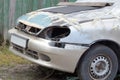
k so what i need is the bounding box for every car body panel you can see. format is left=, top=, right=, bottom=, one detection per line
left=9, top=0, right=120, bottom=73
left=9, top=29, right=88, bottom=72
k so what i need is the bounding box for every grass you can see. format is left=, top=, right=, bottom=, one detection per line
left=0, top=46, right=31, bottom=67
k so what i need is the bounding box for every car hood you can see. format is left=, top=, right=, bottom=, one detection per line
left=17, top=0, right=119, bottom=29
left=17, top=12, right=56, bottom=28
left=17, top=11, right=81, bottom=29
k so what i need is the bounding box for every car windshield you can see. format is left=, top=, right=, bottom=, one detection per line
left=42, top=6, right=101, bottom=14
left=43, top=1, right=114, bottom=14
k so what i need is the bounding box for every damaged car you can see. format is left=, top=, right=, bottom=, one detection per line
left=9, top=0, right=120, bottom=80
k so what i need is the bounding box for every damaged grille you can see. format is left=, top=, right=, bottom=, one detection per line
left=12, top=44, right=39, bottom=59
left=12, top=44, right=24, bottom=53
left=12, top=44, right=51, bottom=61
left=16, top=22, right=41, bottom=36
left=26, top=49, right=39, bottom=59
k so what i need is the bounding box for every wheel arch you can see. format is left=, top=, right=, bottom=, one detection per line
left=75, top=39, right=120, bottom=73
left=90, top=40, right=120, bottom=72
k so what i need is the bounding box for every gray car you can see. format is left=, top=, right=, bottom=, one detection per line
left=9, top=0, right=120, bottom=80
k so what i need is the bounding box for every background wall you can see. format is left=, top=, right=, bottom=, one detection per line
left=0, top=0, right=76, bottom=40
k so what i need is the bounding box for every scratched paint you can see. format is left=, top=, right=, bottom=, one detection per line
left=13, top=0, right=120, bottom=45
left=8, top=0, right=120, bottom=74
left=1, top=0, right=77, bottom=40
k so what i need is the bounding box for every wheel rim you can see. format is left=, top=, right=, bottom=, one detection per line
left=90, top=56, right=111, bottom=79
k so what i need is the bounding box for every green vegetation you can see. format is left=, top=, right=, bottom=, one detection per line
left=0, top=46, right=30, bottom=67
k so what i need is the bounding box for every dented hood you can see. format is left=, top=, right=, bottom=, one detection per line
left=17, top=0, right=120, bottom=30
left=18, top=11, right=74, bottom=28
left=17, top=11, right=80, bottom=29
left=17, top=12, right=55, bottom=28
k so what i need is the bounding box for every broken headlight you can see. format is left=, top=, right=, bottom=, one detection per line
left=15, top=22, right=26, bottom=30
left=15, top=22, right=41, bottom=35
left=38, top=26, right=70, bottom=41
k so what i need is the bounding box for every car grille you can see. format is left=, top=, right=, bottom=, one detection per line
left=26, top=49, right=39, bottom=59
left=13, top=44, right=24, bottom=53
left=12, top=44, right=39, bottom=59
left=12, top=44, right=51, bottom=61
left=16, top=22, right=41, bottom=36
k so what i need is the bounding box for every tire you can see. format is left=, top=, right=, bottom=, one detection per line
left=77, top=45, right=118, bottom=80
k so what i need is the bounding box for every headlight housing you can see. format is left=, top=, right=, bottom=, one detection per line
left=15, top=22, right=41, bottom=35
left=38, top=26, right=70, bottom=41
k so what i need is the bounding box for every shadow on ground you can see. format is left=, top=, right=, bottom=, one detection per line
left=0, top=64, right=78, bottom=80
left=0, top=64, right=119, bottom=80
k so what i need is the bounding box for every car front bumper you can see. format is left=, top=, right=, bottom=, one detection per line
left=9, top=28, right=88, bottom=73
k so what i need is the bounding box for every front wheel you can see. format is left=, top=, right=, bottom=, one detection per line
left=77, top=45, right=118, bottom=80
